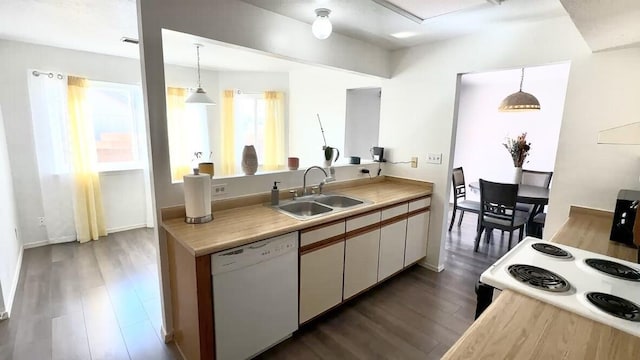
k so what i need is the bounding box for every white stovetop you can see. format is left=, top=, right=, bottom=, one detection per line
left=481, top=237, right=640, bottom=337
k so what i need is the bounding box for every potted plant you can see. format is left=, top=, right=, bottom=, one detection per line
left=502, top=133, right=531, bottom=183
left=194, top=151, right=214, bottom=178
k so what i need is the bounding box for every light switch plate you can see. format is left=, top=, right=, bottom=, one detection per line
left=426, top=153, right=442, bottom=164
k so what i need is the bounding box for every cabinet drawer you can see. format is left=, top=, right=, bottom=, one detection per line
left=381, top=203, right=408, bottom=221
left=301, top=220, right=346, bottom=247
left=346, top=211, right=381, bottom=232
left=409, top=197, right=431, bottom=212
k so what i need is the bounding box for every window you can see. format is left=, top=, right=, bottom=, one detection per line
left=234, top=93, right=266, bottom=167
left=86, top=81, right=146, bottom=171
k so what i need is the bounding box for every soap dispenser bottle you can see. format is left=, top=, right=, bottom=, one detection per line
left=271, top=181, right=281, bottom=206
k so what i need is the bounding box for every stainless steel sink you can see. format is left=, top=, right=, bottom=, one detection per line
left=314, top=195, right=364, bottom=208
left=274, top=193, right=369, bottom=220
left=277, top=201, right=333, bottom=219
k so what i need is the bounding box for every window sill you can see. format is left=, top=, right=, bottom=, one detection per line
left=171, top=160, right=379, bottom=184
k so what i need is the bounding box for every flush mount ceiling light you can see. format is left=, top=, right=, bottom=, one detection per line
left=185, top=44, right=215, bottom=105
left=312, top=8, right=332, bottom=40
left=498, top=68, right=540, bottom=112
left=390, top=31, right=418, bottom=39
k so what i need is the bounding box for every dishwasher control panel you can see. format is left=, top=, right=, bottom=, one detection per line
left=211, top=232, right=298, bottom=275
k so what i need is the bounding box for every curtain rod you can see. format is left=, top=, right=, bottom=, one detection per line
left=31, top=70, right=64, bottom=79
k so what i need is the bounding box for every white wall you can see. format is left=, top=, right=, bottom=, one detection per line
left=454, top=63, right=570, bottom=197
left=380, top=15, right=640, bottom=269
left=0, top=105, right=22, bottom=317
left=345, top=88, right=382, bottom=160
left=289, top=68, right=383, bottom=167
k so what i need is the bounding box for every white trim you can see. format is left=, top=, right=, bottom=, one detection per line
left=5, top=246, right=24, bottom=317
left=23, top=237, right=74, bottom=249
left=22, top=225, right=150, bottom=250
left=161, top=325, right=174, bottom=343
left=107, top=224, right=148, bottom=233
left=420, top=260, right=445, bottom=272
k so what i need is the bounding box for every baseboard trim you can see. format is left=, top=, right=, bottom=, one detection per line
left=6, top=245, right=24, bottom=317
left=420, top=261, right=445, bottom=272
left=23, top=237, right=74, bottom=249
left=107, top=224, right=148, bottom=233
left=161, top=326, right=174, bottom=343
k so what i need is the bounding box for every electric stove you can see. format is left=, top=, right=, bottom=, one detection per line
left=479, top=237, right=640, bottom=337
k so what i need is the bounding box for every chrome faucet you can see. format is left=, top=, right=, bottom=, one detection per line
left=302, top=166, right=335, bottom=196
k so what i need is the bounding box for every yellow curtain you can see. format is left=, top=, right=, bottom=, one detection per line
left=166, top=87, right=192, bottom=182
left=263, top=91, right=285, bottom=171
left=221, top=90, right=235, bottom=175
left=67, top=76, right=107, bottom=243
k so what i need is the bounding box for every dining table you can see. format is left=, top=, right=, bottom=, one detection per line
left=468, top=181, right=550, bottom=235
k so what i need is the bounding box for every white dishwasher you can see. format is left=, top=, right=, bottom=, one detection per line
left=211, top=232, right=298, bottom=360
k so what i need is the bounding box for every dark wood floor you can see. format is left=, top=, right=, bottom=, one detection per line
left=1, top=210, right=512, bottom=360
left=0, top=229, right=180, bottom=360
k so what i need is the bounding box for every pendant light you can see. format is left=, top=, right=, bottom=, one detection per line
left=312, top=8, right=332, bottom=40
left=498, top=68, right=540, bottom=112
left=185, top=44, right=215, bottom=105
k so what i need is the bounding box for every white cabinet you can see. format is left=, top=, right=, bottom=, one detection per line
left=344, top=227, right=381, bottom=299
left=299, top=241, right=345, bottom=324
left=378, top=218, right=408, bottom=281
left=405, top=209, right=430, bottom=266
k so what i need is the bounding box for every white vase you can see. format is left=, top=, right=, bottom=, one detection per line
left=513, top=167, right=523, bottom=184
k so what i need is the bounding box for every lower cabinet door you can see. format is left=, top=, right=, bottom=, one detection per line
left=344, top=228, right=381, bottom=299
left=378, top=219, right=407, bottom=281
left=299, top=241, right=345, bottom=324
left=405, top=210, right=430, bottom=266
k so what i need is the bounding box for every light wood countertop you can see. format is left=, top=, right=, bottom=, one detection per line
left=443, top=206, right=640, bottom=359
left=162, top=177, right=432, bottom=257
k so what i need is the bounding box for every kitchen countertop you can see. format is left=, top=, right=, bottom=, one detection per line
left=442, top=206, right=640, bottom=359
left=162, top=177, right=432, bottom=257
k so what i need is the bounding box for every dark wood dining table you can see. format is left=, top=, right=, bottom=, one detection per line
left=468, top=181, right=550, bottom=235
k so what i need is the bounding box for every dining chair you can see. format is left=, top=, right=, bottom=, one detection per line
left=531, top=212, right=546, bottom=238
left=475, top=179, right=527, bottom=252
left=515, top=170, right=553, bottom=214
left=449, top=167, right=481, bottom=231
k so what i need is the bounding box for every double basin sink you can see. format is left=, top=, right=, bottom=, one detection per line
left=275, top=194, right=369, bottom=220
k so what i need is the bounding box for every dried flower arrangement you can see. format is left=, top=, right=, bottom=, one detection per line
left=503, top=133, right=531, bottom=167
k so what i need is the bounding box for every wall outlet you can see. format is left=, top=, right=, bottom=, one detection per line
left=426, top=153, right=442, bottom=164
left=38, top=217, right=45, bottom=226
left=411, top=157, right=418, bottom=168
left=212, top=183, right=227, bottom=196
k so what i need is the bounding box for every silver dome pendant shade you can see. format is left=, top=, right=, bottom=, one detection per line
left=185, top=44, right=215, bottom=105
left=498, top=68, right=540, bottom=112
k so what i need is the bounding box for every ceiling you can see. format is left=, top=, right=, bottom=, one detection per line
left=0, top=0, right=636, bottom=71
left=240, top=0, right=567, bottom=50
left=559, top=0, right=640, bottom=52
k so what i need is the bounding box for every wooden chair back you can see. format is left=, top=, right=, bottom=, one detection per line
left=479, top=179, right=519, bottom=227
left=452, top=167, right=468, bottom=206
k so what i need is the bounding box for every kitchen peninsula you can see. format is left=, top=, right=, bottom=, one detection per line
left=161, top=176, right=432, bottom=360
left=443, top=207, right=640, bottom=359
